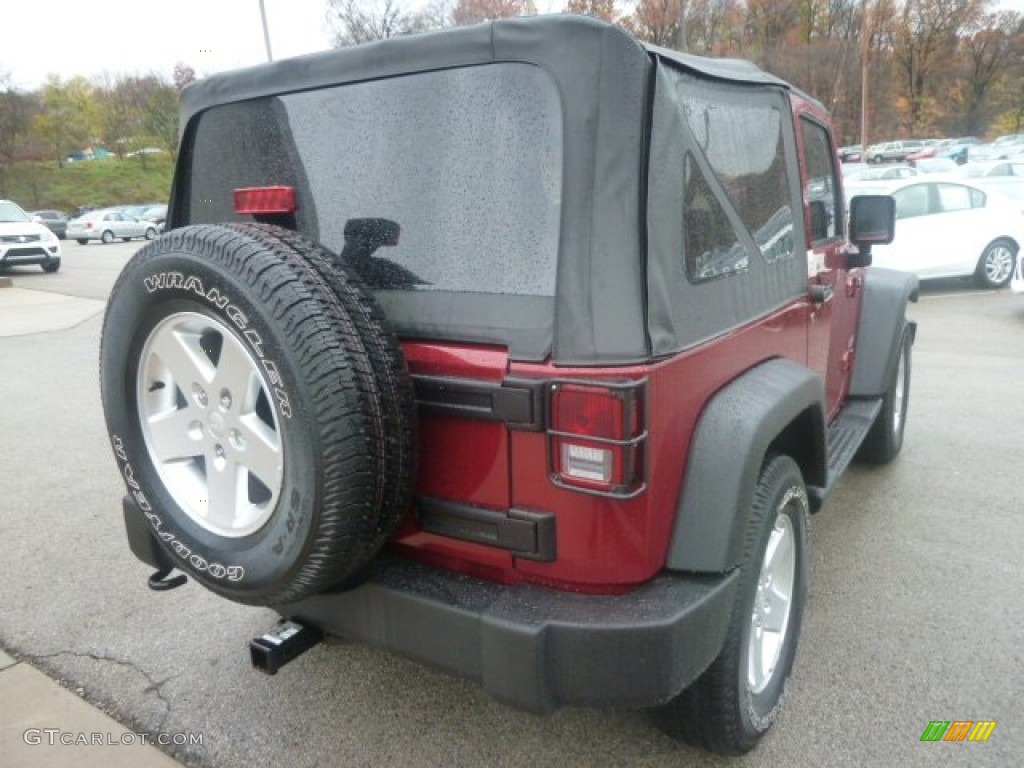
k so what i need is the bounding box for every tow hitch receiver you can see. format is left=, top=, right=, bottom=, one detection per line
left=250, top=620, right=323, bottom=675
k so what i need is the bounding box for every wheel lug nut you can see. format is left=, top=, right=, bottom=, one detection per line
left=215, top=444, right=225, bottom=458
left=192, top=383, right=208, bottom=406
left=220, top=389, right=232, bottom=409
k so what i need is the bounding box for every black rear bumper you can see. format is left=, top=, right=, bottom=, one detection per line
left=123, top=495, right=738, bottom=713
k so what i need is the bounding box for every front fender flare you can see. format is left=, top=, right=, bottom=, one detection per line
left=850, top=267, right=918, bottom=397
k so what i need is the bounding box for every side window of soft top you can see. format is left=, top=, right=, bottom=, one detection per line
left=678, top=85, right=797, bottom=283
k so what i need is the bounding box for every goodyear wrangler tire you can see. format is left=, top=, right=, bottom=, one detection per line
left=100, top=224, right=416, bottom=606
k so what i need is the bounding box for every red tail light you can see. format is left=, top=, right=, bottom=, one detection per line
left=549, top=381, right=646, bottom=497
left=233, top=186, right=296, bottom=215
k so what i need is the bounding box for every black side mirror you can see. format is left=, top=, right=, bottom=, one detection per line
left=850, top=195, right=895, bottom=248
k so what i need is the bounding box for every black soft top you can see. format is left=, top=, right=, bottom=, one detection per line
left=175, top=15, right=808, bottom=364
left=179, top=17, right=798, bottom=128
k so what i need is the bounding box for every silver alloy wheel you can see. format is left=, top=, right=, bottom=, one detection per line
left=893, top=343, right=907, bottom=434
left=136, top=311, right=284, bottom=538
left=748, top=510, right=796, bottom=694
left=984, top=244, right=1014, bottom=285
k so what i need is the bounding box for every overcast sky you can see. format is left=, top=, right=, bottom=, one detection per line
left=1, top=0, right=335, bottom=89
left=2, top=0, right=1023, bottom=91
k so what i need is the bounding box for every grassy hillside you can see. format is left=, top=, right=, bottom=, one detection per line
left=0, top=155, right=174, bottom=212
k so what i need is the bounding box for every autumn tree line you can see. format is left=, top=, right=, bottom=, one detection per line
left=2, top=0, right=1020, bottom=180
left=0, top=64, right=196, bottom=178
left=328, top=0, right=1024, bottom=145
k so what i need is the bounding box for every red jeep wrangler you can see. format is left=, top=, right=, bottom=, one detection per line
left=101, top=16, right=914, bottom=755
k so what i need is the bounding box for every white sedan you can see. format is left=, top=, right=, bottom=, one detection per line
left=67, top=209, right=159, bottom=245
left=845, top=178, right=1023, bottom=289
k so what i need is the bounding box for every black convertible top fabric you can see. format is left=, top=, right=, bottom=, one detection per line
left=174, top=15, right=808, bottom=365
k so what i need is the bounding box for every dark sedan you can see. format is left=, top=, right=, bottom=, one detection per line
left=30, top=210, right=69, bottom=239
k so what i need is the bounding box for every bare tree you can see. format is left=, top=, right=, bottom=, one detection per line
left=958, top=11, right=1023, bottom=135
left=451, top=0, right=536, bottom=26
left=565, top=0, right=620, bottom=23
left=173, top=62, right=197, bottom=92
left=886, top=0, right=984, bottom=133
left=0, top=73, right=33, bottom=171
left=630, top=0, right=681, bottom=47
left=328, top=0, right=431, bottom=45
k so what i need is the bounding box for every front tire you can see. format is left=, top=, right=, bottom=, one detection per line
left=145, top=227, right=157, bottom=240
left=974, top=239, right=1016, bottom=289
left=653, top=455, right=809, bottom=754
left=42, top=259, right=61, bottom=273
left=101, top=230, right=114, bottom=244
left=858, top=326, right=911, bottom=464
left=100, top=224, right=416, bottom=605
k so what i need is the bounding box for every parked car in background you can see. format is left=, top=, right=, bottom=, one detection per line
left=67, top=209, right=159, bottom=244
left=30, top=210, right=69, bottom=239
left=70, top=204, right=99, bottom=220
left=941, top=138, right=979, bottom=165
left=0, top=199, right=62, bottom=273
left=845, top=178, right=1022, bottom=288
left=140, top=204, right=167, bottom=232
left=974, top=178, right=1024, bottom=212
left=865, top=140, right=925, bottom=164
left=961, top=161, right=1024, bottom=178
left=838, top=144, right=862, bottom=162
left=971, top=134, right=1024, bottom=162
left=910, top=157, right=959, bottom=174
left=853, top=164, right=919, bottom=181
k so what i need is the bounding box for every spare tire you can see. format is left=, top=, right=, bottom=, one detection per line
left=100, top=223, right=416, bottom=605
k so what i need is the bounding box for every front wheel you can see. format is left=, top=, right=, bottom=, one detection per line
left=652, top=455, right=809, bottom=754
left=101, top=230, right=114, bottom=244
left=974, top=239, right=1016, bottom=289
left=144, top=227, right=157, bottom=240
left=42, top=259, right=61, bottom=273
left=858, top=326, right=911, bottom=464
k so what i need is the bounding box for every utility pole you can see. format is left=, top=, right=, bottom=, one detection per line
left=259, top=0, right=274, bottom=62
left=859, top=0, right=872, bottom=151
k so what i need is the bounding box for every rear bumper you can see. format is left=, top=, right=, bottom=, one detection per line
left=123, top=495, right=737, bottom=712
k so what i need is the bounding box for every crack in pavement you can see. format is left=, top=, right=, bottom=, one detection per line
left=17, top=649, right=180, bottom=733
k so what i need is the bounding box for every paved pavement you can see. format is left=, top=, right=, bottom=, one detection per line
left=1, top=245, right=185, bottom=768
left=0, top=649, right=183, bottom=768
left=0, top=286, right=104, bottom=337
left=0, top=244, right=1021, bottom=767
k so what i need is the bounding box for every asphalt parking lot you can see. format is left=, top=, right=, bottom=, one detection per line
left=0, top=240, right=1021, bottom=767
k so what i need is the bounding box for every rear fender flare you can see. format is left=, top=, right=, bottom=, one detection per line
left=665, top=358, right=826, bottom=573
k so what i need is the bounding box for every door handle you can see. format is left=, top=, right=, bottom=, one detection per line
left=809, top=284, right=834, bottom=304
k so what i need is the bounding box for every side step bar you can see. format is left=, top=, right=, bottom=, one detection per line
left=809, top=397, right=882, bottom=508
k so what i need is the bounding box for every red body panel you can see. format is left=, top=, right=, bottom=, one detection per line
left=792, top=93, right=865, bottom=419
left=392, top=303, right=809, bottom=593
